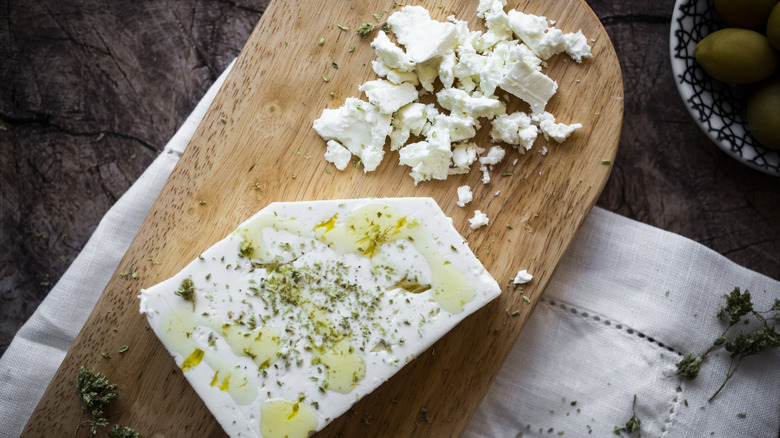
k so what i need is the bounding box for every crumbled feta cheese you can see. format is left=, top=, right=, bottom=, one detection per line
left=490, top=112, right=538, bottom=151
left=477, top=0, right=506, bottom=18
left=398, top=127, right=452, bottom=185
left=506, top=10, right=549, bottom=55
left=314, top=4, right=592, bottom=182
left=371, top=31, right=415, bottom=72
left=532, top=111, right=582, bottom=143
left=414, top=58, right=441, bottom=93
left=387, top=6, right=459, bottom=63
left=324, top=140, right=352, bottom=171
left=313, top=98, right=391, bottom=172
left=480, top=165, right=491, bottom=184
left=437, top=88, right=505, bottom=119
left=450, top=142, right=484, bottom=174
left=389, top=103, right=432, bottom=150
left=499, top=60, right=558, bottom=114
left=456, top=185, right=473, bottom=207
left=513, top=269, right=533, bottom=284
left=479, top=146, right=506, bottom=166
left=438, top=50, right=457, bottom=89
left=563, top=30, right=593, bottom=63
left=359, top=80, right=419, bottom=114
left=372, top=60, right=419, bottom=86
left=469, top=210, right=490, bottom=229
left=434, top=113, right=479, bottom=143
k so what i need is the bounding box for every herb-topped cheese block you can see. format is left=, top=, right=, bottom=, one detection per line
left=139, top=197, right=501, bottom=438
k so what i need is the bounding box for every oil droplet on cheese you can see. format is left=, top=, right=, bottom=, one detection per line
left=157, top=305, right=258, bottom=405
left=218, top=324, right=280, bottom=368
left=260, top=399, right=318, bottom=438
left=181, top=348, right=204, bottom=371
left=236, top=215, right=312, bottom=261
left=318, top=339, right=365, bottom=393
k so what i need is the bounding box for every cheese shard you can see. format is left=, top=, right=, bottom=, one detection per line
left=139, top=198, right=501, bottom=438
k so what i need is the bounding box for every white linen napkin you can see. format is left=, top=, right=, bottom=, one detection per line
left=1, top=61, right=778, bottom=438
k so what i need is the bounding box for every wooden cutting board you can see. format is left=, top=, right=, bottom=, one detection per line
left=23, top=0, right=622, bottom=436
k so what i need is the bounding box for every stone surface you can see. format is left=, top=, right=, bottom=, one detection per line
left=1, top=0, right=778, bottom=361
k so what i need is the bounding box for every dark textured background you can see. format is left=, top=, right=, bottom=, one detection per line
left=1, top=0, right=778, bottom=361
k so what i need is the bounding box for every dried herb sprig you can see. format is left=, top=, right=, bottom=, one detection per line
left=674, top=288, right=780, bottom=401
left=75, top=367, right=117, bottom=437
left=175, top=276, right=196, bottom=309
left=107, top=424, right=140, bottom=438
left=613, top=395, right=641, bottom=436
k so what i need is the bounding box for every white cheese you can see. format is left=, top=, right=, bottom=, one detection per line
left=456, top=185, right=473, bottom=207
left=469, top=210, right=490, bottom=229
left=139, top=198, right=501, bottom=438
left=513, top=269, right=533, bottom=284
left=438, top=50, right=457, bottom=89
left=506, top=10, right=549, bottom=55
left=387, top=6, right=459, bottom=63
left=312, top=98, right=391, bottom=172
left=371, top=31, right=415, bottom=72
left=477, top=0, right=506, bottom=18
left=323, top=140, right=351, bottom=171
left=450, top=142, right=484, bottom=174
left=490, top=112, right=538, bottom=151
left=437, top=88, right=505, bottom=119
left=389, top=103, right=435, bottom=150
left=398, top=127, right=452, bottom=185
left=480, top=165, right=491, bottom=184
left=534, top=27, right=566, bottom=60
left=414, top=57, right=441, bottom=93
left=479, top=145, right=506, bottom=166
left=433, top=113, right=479, bottom=143
left=358, top=79, right=419, bottom=115
left=532, top=111, right=582, bottom=143
left=563, top=30, right=593, bottom=63
left=372, top=60, right=419, bottom=86
left=499, top=60, right=558, bottom=114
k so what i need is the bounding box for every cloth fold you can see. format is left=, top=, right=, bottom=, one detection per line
left=2, top=61, right=777, bottom=438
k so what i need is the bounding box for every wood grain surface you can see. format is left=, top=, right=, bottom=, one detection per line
left=20, top=0, right=623, bottom=436
left=4, top=0, right=780, bottom=359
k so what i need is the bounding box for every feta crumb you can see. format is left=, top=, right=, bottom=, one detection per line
left=388, top=6, right=459, bottom=63
left=499, top=60, right=558, bottom=114
left=479, top=146, right=505, bottom=166
left=490, top=112, right=538, bottom=151
left=469, top=210, right=490, bottom=229
left=359, top=80, right=419, bottom=114
left=313, top=98, right=391, bottom=172
left=398, top=127, right=452, bottom=185
left=531, top=111, right=583, bottom=143
left=480, top=165, right=491, bottom=184
left=450, top=142, right=484, bottom=173
left=439, top=50, right=457, bottom=89
left=513, top=269, right=533, bottom=284
left=456, top=185, right=473, bottom=207
left=324, top=140, right=351, bottom=170
left=494, top=190, right=500, bottom=196
left=372, top=60, right=419, bottom=86
left=563, top=30, right=593, bottom=63
left=414, top=57, right=441, bottom=93
left=437, top=88, right=505, bottom=119
left=371, top=31, right=415, bottom=72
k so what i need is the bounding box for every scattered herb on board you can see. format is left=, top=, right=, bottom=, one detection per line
left=75, top=367, right=116, bottom=436
left=613, top=395, right=641, bottom=436
left=107, top=425, right=140, bottom=438
left=74, top=367, right=140, bottom=437
left=318, top=36, right=325, bottom=45
left=354, top=23, right=375, bottom=37
left=337, top=24, right=348, bottom=31
left=673, top=287, right=780, bottom=401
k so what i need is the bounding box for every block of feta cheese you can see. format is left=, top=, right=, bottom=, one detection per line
left=139, top=198, right=501, bottom=438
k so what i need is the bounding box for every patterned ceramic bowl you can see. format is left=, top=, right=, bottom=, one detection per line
left=670, top=0, right=780, bottom=176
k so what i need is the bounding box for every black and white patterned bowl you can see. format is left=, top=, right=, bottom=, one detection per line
left=670, top=0, right=780, bottom=176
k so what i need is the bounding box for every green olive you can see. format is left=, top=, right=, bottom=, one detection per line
left=695, top=28, right=779, bottom=84
left=768, top=3, right=780, bottom=50
left=714, top=0, right=778, bottom=31
left=746, top=76, right=780, bottom=150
